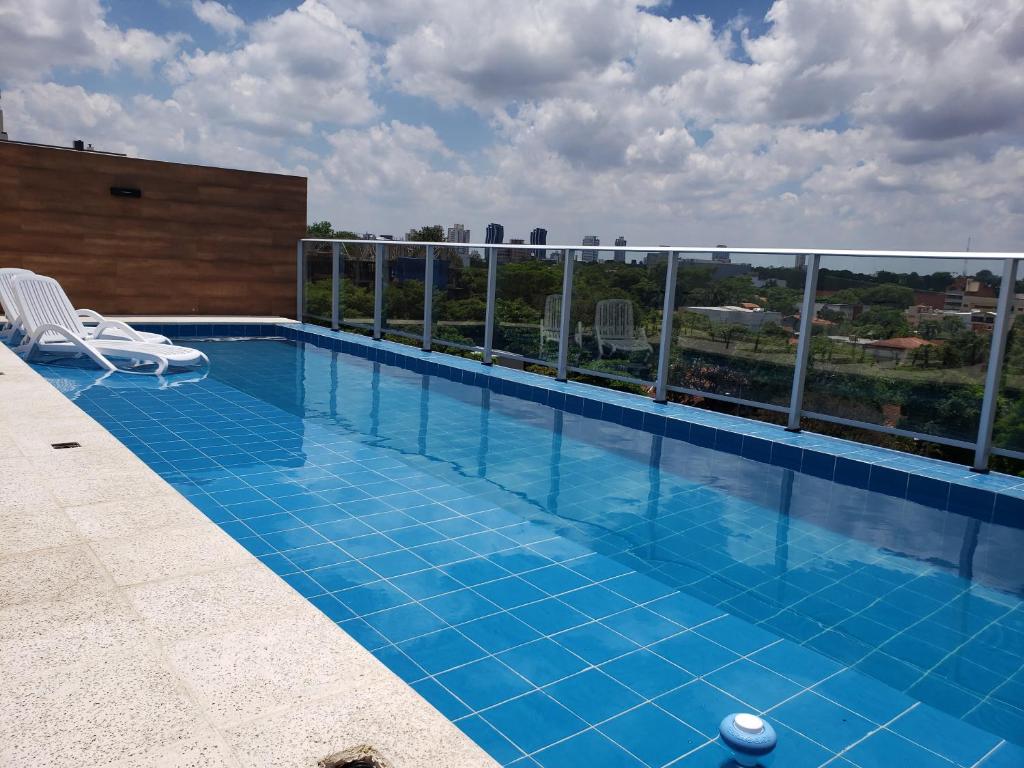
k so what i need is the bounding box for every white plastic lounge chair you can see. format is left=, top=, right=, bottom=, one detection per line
left=0, top=268, right=170, bottom=345
left=539, top=294, right=562, bottom=354
left=13, top=275, right=208, bottom=374
left=538, top=293, right=583, bottom=355
left=0, top=268, right=34, bottom=341
left=594, top=299, right=652, bottom=359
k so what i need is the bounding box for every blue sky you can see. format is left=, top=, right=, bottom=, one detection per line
left=2, top=0, right=1022, bottom=264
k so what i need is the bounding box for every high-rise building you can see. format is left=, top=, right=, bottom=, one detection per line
left=712, top=245, right=731, bottom=263
left=485, top=223, right=504, bottom=245
left=794, top=253, right=807, bottom=270
left=447, top=223, right=470, bottom=245
left=614, top=236, right=627, bottom=263
left=499, top=237, right=527, bottom=264
left=582, top=235, right=600, bottom=263
left=0, top=91, right=8, bottom=141
left=530, top=227, right=547, bottom=259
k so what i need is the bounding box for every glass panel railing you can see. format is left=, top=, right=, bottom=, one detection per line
left=567, top=248, right=663, bottom=385
left=994, top=297, right=1024, bottom=455
left=494, top=245, right=563, bottom=367
left=337, top=242, right=376, bottom=335
left=803, top=255, right=991, bottom=443
left=382, top=243, right=425, bottom=344
left=301, top=241, right=333, bottom=327
left=431, top=245, right=487, bottom=353
left=667, top=251, right=799, bottom=407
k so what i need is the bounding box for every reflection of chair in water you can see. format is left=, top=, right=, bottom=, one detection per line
left=539, top=294, right=582, bottom=356
left=594, top=299, right=652, bottom=358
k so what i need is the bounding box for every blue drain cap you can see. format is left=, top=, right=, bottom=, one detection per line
left=719, top=712, right=777, bottom=766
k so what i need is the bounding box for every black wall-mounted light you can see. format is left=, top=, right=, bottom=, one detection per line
left=110, top=186, right=142, bottom=198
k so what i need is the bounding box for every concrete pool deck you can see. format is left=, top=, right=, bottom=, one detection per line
left=0, top=343, right=497, bottom=768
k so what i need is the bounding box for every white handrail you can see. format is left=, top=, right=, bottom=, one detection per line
left=300, top=238, right=1021, bottom=261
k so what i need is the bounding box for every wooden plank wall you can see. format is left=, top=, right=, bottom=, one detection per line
left=0, top=142, right=307, bottom=316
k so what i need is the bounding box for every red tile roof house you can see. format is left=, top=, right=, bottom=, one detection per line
left=863, top=336, right=936, bottom=364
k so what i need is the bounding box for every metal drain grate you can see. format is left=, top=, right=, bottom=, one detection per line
left=51, top=442, right=82, bottom=449
left=319, top=746, right=390, bottom=768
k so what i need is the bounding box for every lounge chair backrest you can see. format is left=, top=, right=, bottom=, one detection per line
left=12, top=275, right=88, bottom=343
left=0, top=268, right=34, bottom=324
left=542, top=294, right=562, bottom=334
left=595, top=299, right=637, bottom=340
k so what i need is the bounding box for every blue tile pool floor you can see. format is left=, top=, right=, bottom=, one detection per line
left=35, top=339, right=1024, bottom=768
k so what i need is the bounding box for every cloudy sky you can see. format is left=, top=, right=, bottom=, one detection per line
left=1, top=0, right=1023, bottom=256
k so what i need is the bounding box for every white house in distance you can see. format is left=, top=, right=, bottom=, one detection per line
left=687, top=305, right=783, bottom=329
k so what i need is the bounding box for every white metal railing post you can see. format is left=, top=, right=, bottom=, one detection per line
left=373, top=243, right=385, bottom=340
left=295, top=240, right=304, bottom=322
left=422, top=244, right=434, bottom=352
left=556, top=249, right=576, bottom=381
left=786, top=253, right=821, bottom=431
left=973, top=257, right=1020, bottom=472
left=654, top=251, right=679, bottom=402
left=331, top=242, right=340, bottom=331
left=482, top=246, right=498, bottom=365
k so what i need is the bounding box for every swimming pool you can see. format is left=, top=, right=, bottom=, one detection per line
left=37, top=335, right=1024, bottom=767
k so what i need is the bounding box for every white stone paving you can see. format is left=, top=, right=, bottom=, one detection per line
left=0, top=343, right=498, bottom=768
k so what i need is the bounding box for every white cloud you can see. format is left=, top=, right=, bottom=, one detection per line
left=191, top=0, right=244, bottom=38
left=4, top=0, right=1023, bottom=251
left=0, top=0, right=181, bottom=82
left=167, top=0, right=379, bottom=137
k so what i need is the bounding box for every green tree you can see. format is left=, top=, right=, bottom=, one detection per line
left=306, top=221, right=359, bottom=239
left=407, top=225, right=445, bottom=242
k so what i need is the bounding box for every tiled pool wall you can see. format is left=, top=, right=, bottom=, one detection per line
left=139, top=321, right=1024, bottom=531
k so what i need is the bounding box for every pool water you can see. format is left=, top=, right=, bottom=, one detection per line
left=38, top=338, right=1024, bottom=767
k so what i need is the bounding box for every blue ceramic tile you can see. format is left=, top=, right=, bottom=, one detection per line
left=559, top=584, right=635, bottom=619
left=845, top=728, right=955, bottom=768
left=389, top=568, right=462, bottom=599
left=656, top=680, right=746, bottom=737
left=545, top=668, right=643, bottom=724
left=600, top=703, right=705, bottom=767
left=372, top=645, right=427, bottom=683
left=363, top=602, right=446, bottom=643
left=602, top=607, right=682, bottom=646
left=772, top=691, right=873, bottom=751
left=437, top=656, right=533, bottom=711
left=890, top=704, right=1001, bottom=767
left=512, top=598, right=590, bottom=635
left=457, top=715, right=524, bottom=765
left=458, top=612, right=542, bottom=654
left=766, top=722, right=835, bottom=768
left=411, top=678, right=472, bottom=720
left=695, top=615, right=777, bottom=656
left=705, top=659, right=802, bottom=710
left=398, top=628, right=486, bottom=675
left=979, top=742, right=1024, bottom=768
left=814, top=669, right=915, bottom=725
left=483, top=691, right=587, bottom=754
left=651, top=631, right=739, bottom=676
left=749, top=639, right=844, bottom=687
left=533, top=729, right=644, bottom=768
left=422, top=588, right=500, bottom=624
left=475, top=576, right=548, bottom=609
left=498, top=638, right=588, bottom=687
left=600, top=649, right=694, bottom=699
left=335, top=580, right=411, bottom=614
left=556, top=621, right=638, bottom=665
